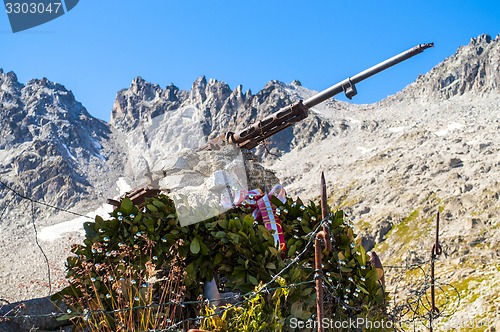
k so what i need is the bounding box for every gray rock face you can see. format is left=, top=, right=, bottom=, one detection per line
left=0, top=71, right=123, bottom=303
left=394, top=33, right=500, bottom=102
left=0, top=71, right=114, bottom=208
left=268, top=34, right=500, bottom=327
left=110, top=75, right=335, bottom=157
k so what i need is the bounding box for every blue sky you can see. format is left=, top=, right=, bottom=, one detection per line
left=1, top=1, right=499, bottom=121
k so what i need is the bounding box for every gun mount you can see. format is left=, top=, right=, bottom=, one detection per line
left=109, top=43, right=433, bottom=214
left=212, top=43, right=434, bottom=150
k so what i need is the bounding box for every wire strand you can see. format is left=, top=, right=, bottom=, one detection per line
left=0, top=180, right=94, bottom=220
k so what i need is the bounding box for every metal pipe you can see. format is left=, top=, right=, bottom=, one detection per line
left=320, top=172, right=332, bottom=252
left=224, top=42, right=433, bottom=150
left=303, top=43, right=434, bottom=108
left=315, top=172, right=332, bottom=332
left=315, top=231, right=328, bottom=332
left=430, top=212, right=442, bottom=332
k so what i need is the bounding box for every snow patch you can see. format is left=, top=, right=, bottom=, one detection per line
left=347, top=117, right=362, bottom=124
left=116, top=177, right=132, bottom=195
left=434, top=122, right=464, bottom=137
left=357, top=146, right=374, bottom=154
left=61, top=143, right=76, bottom=160
left=388, top=126, right=410, bottom=133
left=38, top=204, right=114, bottom=242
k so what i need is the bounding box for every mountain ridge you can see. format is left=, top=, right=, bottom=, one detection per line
left=0, top=34, right=499, bottom=327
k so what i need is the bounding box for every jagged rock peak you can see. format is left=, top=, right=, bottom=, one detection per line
left=192, top=75, right=207, bottom=89
left=261, top=79, right=305, bottom=93
left=26, top=77, right=67, bottom=91
left=0, top=71, right=111, bottom=208
left=390, top=33, right=500, bottom=102
left=470, top=34, right=492, bottom=45
left=264, top=79, right=285, bottom=88
left=20, top=77, right=95, bottom=122
left=0, top=69, right=19, bottom=82
left=129, top=76, right=162, bottom=100
left=0, top=69, right=23, bottom=91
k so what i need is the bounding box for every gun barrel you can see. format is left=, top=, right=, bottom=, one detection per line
left=302, top=43, right=434, bottom=108
left=218, top=42, right=433, bottom=150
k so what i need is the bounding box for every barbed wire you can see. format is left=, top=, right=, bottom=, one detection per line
left=0, top=280, right=316, bottom=321
left=159, top=215, right=334, bottom=331
left=0, top=217, right=332, bottom=330
left=0, top=186, right=463, bottom=331
left=386, top=257, right=461, bottom=331
left=0, top=179, right=94, bottom=220
left=30, top=200, right=52, bottom=296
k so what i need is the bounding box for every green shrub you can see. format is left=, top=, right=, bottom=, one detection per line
left=53, top=194, right=387, bottom=331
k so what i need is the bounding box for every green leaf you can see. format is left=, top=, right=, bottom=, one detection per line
left=218, top=264, right=233, bottom=272
left=120, top=197, right=133, bottom=215
left=178, top=246, right=188, bottom=258
left=144, top=219, right=155, bottom=233
left=268, top=247, right=279, bottom=257
left=357, top=285, right=369, bottom=295
left=290, top=267, right=301, bottom=281
left=146, top=204, right=158, bottom=212
left=153, top=199, right=166, bottom=208
left=340, top=266, right=353, bottom=273
left=265, top=262, right=276, bottom=270
left=185, top=262, right=196, bottom=279
left=290, top=302, right=308, bottom=320
left=301, top=287, right=314, bottom=297
left=219, top=219, right=229, bottom=230
left=55, top=313, right=73, bottom=321
left=214, top=231, right=227, bottom=239
left=247, top=274, right=258, bottom=286
left=228, top=233, right=240, bottom=244
left=190, top=237, right=201, bottom=254
left=288, top=243, right=298, bottom=256
left=214, top=252, right=223, bottom=265
left=357, top=245, right=367, bottom=266
left=83, top=222, right=98, bottom=238
left=199, top=239, right=209, bottom=256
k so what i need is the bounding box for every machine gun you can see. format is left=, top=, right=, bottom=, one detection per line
left=109, top=43, right=433, bottom=210
left=202, top=42, right=433, bottom=151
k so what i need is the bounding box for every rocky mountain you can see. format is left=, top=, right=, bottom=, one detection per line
left=0, top=34, right=499, bottom=329
left=0, top=71, right=123, bottom=306
left=111, top=76, right=332, bottom=158
left=269, top=34, right=500, bottom=328
left=0, top=70, right=118, bottom=208
left=390, top=34, right=500, bottom=102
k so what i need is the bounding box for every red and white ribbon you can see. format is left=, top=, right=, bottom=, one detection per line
left=222, top=185, right=287, bottom=252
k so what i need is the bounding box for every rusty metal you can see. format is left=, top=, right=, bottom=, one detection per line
left=320, top=172, right=328, bottom=230
left=368, top=251, right=385, bottom=288
left=107, top=187, right=161, bottom=209
left=219, top=43, right=434, bottom=151
left=315, top=172, right=332, bottom=332
left=429, top=212, right=442, bottom=332
left=229, top=100, right=309, bottom=150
